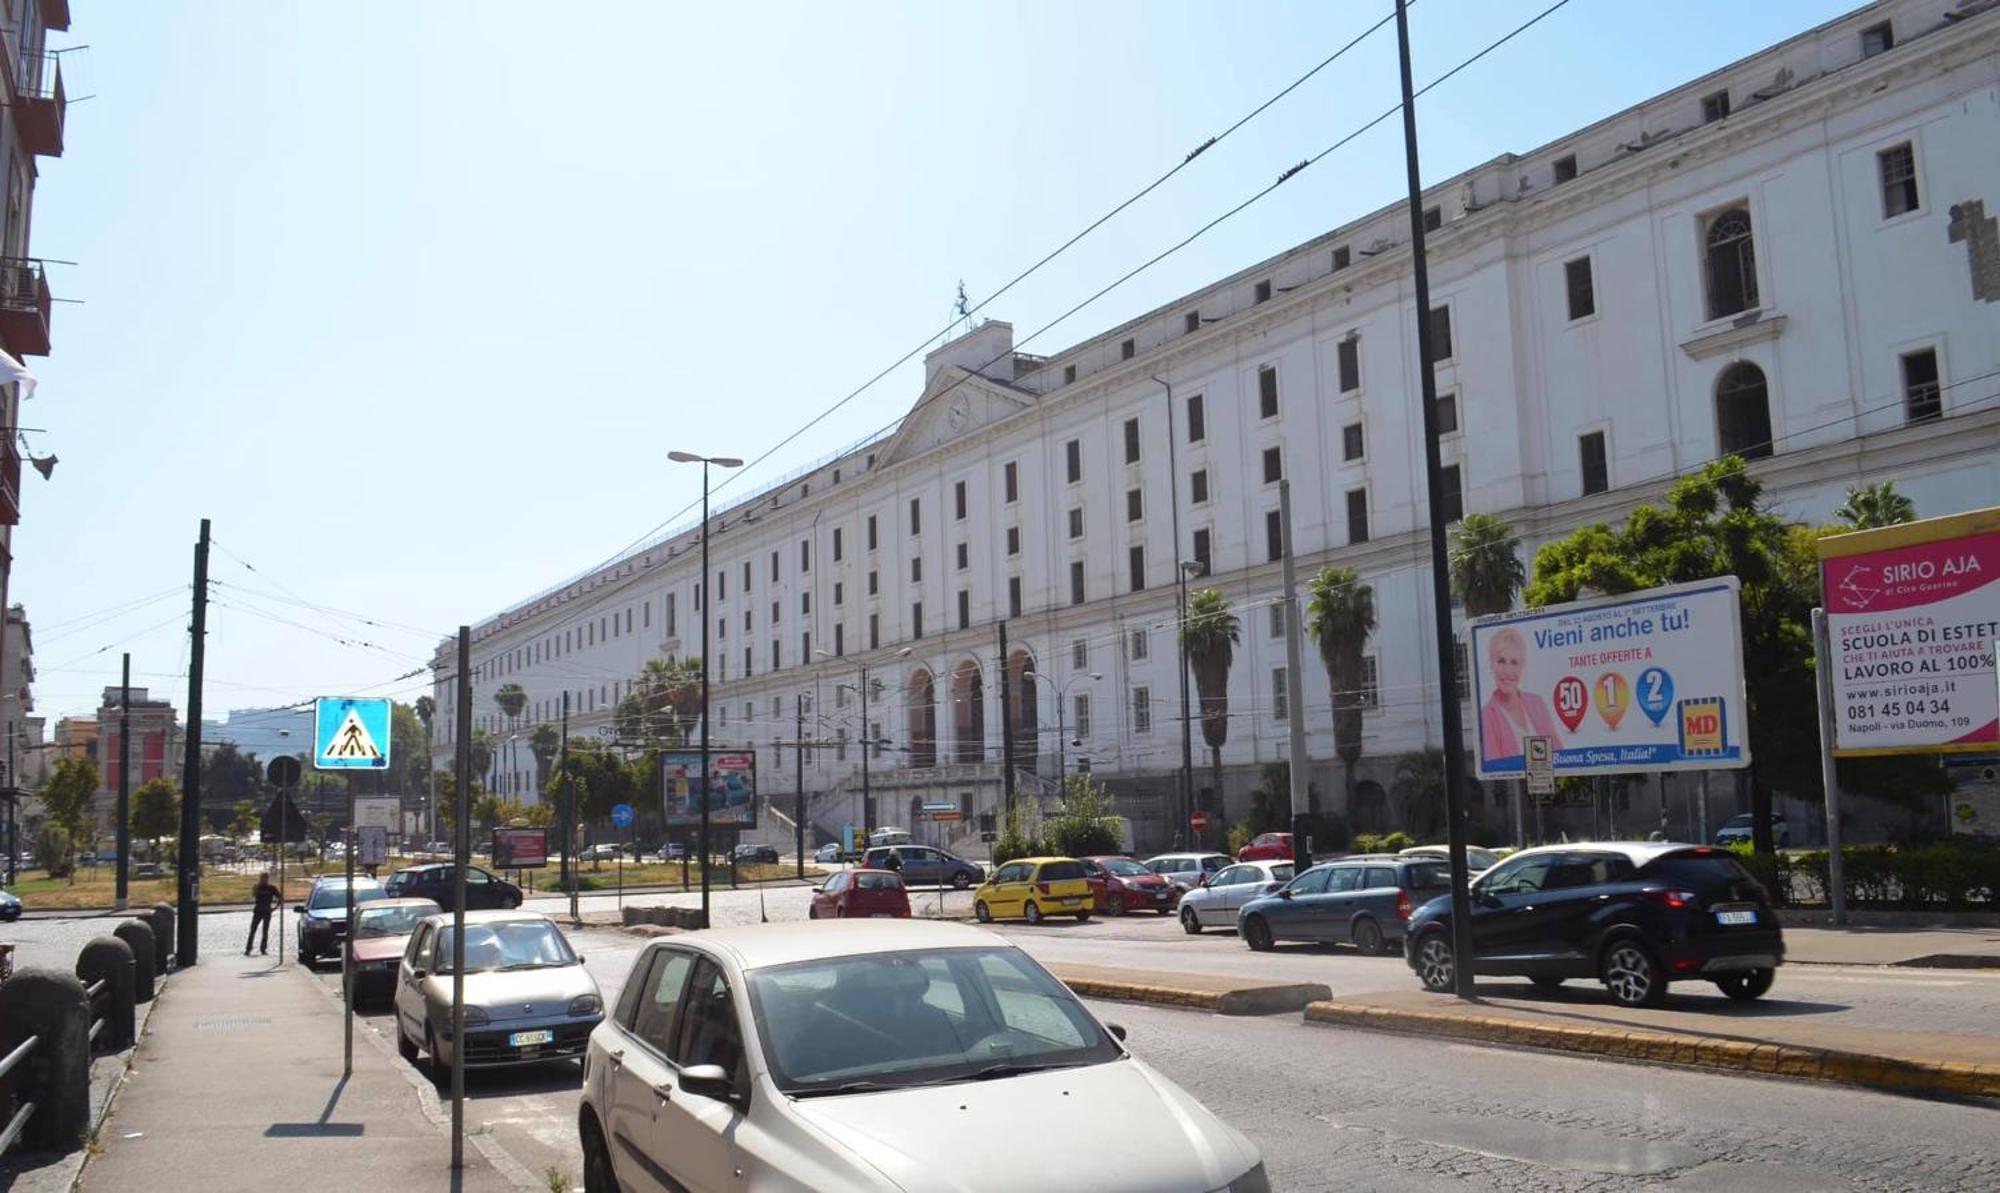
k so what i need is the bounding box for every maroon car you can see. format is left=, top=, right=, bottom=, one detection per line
left=807, top=868, right=912, bottom=919
left=343, top=897, right=441, bottom=1007
left=1078, top=855, right=1181, bottom=916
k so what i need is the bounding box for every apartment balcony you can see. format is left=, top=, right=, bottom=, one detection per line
left=0, top=436, right=20, bottom=527
left=16, top=54, right=63, bottom=158
left=40, top=0, right=72, bottom=33
left=0, top=257, right=51, bottom=357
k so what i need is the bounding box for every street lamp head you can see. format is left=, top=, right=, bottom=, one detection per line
left=894, top=646, right=913, bottom=657
left=711, top=457, right=745, bottom=469
left=1088, top=672, right=1103, bottom=680
left=667, top=451, right=702, bottom=463
left=1179, top=559, right=1207, bottom=577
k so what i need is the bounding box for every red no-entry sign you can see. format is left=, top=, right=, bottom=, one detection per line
left=1190, top=810, right=1211, bottom=833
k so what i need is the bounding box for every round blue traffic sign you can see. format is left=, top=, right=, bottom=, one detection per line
left=611, top=803, right=635, bottom=827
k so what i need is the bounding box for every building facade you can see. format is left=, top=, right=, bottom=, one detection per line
left=435, top=0, right=2000, bottom=849
left=94, top=686, right=181, bottom=832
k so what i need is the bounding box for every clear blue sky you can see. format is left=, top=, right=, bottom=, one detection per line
left=20, top=0, right=1857, bottom=724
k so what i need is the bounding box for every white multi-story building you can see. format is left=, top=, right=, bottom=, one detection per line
left=436, top=0, right=2000, bottom=850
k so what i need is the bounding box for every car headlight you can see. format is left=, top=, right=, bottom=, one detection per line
left=459, top=1006, right=489, bottom=1027
left=1224, top=1162, right=1270, bottom=1193
left=568, top=994, right=602, bottom=1017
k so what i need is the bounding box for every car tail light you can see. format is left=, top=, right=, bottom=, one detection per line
left=1396, top=890, right=1413, bottom=919
left=1037, top=882, right=1051, bottom=895
left=1645, top=888, right=1701, bottom=910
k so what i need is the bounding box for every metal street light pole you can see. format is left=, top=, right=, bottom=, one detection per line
left=1023, top=670, right=1100, bottom=784
left=669, top=450, right=742, bottom=929
left=1153, top=375, right=1196, bottom=847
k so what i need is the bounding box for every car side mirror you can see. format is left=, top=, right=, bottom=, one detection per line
left=1105, top=1022, right=1128, bottom=1042
left=410, top=967, right=427, bottom=980
left=1278, top=889, right=1294, bottom=900
left=679, top=1064, right=734, bottom=1101
left=811, top=885, right=824, bottom=894
left=293, top=905, right=304, bottom=914
left=1196, top=875, right=1211, bottom=889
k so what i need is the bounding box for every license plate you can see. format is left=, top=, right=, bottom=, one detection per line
left=871, top=912, right=895, bottom=918
left=508, top=1029, right=555, bottom=1047
left=1715, top=910, right=1757, bottom=926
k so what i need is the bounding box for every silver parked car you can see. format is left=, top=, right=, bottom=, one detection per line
left=1177, top=860, right=1295, bottom=934
left=393, top=910, right=604, bottom=1083
left=1141, top=851, right=1232, bottom=893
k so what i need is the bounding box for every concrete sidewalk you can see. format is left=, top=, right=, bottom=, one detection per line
left=1784, top=925, right=2000, bottom=967
left=78, top=953, right=530, bottom=1193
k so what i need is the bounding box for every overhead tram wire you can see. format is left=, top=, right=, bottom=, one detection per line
left=209, top=596, right=434, bottom=666
left=210, top=539, right=448, bottom=640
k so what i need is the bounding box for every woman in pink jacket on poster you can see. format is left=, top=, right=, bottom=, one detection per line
left=1480, top=627, right=1563, bottom=761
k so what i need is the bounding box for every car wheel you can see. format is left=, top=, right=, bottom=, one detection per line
left=426, top=1028, right=450, bottom=1088
left=951, top=871, right=972, bottom=890
left=807, top=906, right=818, bottom=920
left=1714, top=968, right=1775, bottom=1002
left=1107, top=893, right=1125, bottom=917
left=1352, top=918, right=1385, bottom=956
left=1601, top=939, right=1667, bottom=1008
left=1529, top=975, right=1566, bottom=990
left=975, top=900, right=993, bottom=923
left=833, top=906, right=846, bottom=919
left=397, top=1021, right=419, bottom=1062
left=505, top=894, right=521, bottom=910
left=1024, top=901, right=1044, bottom=925
left=299, top=949, right=315, bottom=969
left=1243, top=916, right=1274, bottom=953
left=1414, top=932, right=1455, bottom=993
left=1180, top=907, right=1203, bottom=935
left=582, top=1113, right=620, bottom=1193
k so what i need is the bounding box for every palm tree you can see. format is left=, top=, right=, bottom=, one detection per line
left=1449, top=513, right=1525, bottom=618
left=493, top=683, right=528, bottom=792
left=1834, top=481, right=1916, bottom=530
left=1307, top=566, right=1377, bottom=813
left=1179, top=589, right=1241, bottom=820
left=529, top=723, right=561, bottom=795
left=413, top=696, right=435, bottom=734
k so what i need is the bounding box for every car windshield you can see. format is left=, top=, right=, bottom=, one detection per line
left=1268, top=863, right=1295, bottom=882
left=854, top=872, right=904, bottom=890
left=1099, top=858, right=1148, bottom=877
left=1405, top=862, right=1452, bottom=891
left=309, top=883, right=386, bottom=911
left=354, top=903, right=436, bottom=937
left=1037, top=860, right=1086, bottom=881
left=434, top=920, right=576, bottom=974
left=747, top=946, right=1120, bottom=1095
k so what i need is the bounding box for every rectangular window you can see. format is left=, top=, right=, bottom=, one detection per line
left=1008, top=576, right=1022, bottom=618
left=1128, top=545, right=1146, bottom=593
left=1133, top=687, right=1152, bottom=735
left=715, top=571, right=725, bottom=601
left=911, top=557, right=922, bottom=583
left=1003, top=461, right=1018, bottom=503
left=957, top=589, right=970, bottom=630
left=1073, top=640, right=1089, bottom=669
left=1272, top=668, right=1289, bottom=722
left=1902, top=348, right=1941, bottom=423
left=1074, top=694, right=1091, bottom=738
left=1332, top=245, right=1351, bottom=271
left=954, top=480, right=968, bottom=521
left=1553, top=154, right=1577, bottom=183
left=1123, top=417, right=1141, bottom=464
left=1186, top=394, right=1205, bottom=442
left=1068, top=508, right=1084, bottom=539
left=1190, top=469, right=1209, bottom=505
left=1258, top=366, right=1279, bottom=418
left=1860, top=20, right=1893, bottom=58
left=1454, top=638, right=1470, bottom=700
left=1065, top=439, right=1082, bottom=484
left=746, top=609, right=754, bottom=632
left=832, top=527, right=844, bottom=562
left=1440, top=464, right=1464, bottom=522
left=1254, top=279, right=1272, bottom=304
left=801, top=631, right=810, bottom=661
left=868, top=570, right=879, bottom=596
left=1879, top=143, right=1919, bottom=218
left=1185, top=311, right=1200, bottom=334
left=1266, top=509, right=1284, bottom=562
left=1579, top=431, right=1609, bottom=496
left=666, top=594, right=676, bottom=636
left=1701, top=90, right=1730, bottom=123
left=755, top=558, right=763, bottom=588
left=869, top=613, right=880, bottom=650
left=1269, top=602, right=1285, bottom=640
left=1338, top=336, right=1360, bottom=392
left=956, top=542, right=969, bottom=571
left=1128, top=627, right=1148, bottom=661
left=1121, top=337, right=1135, bottom=360
left=1342, top=422, right=1365, bottom=462
left=909, top=498, right=921, bottom=536
left=1360, top=656, right=1380, bottom=709
left=772, top=639, right=781, bottom=671
left=771, top=600, right=780, bottom=625
left=1262, top=446, right=1282, bottom=484
left=1006, top=526, right=1021, bottom=556
left=1192, top=528, right=1211, bottom=574
left=800, top=539, right=811, bottom=572
left=866, top=514, right=878, bottom=551
left=1565, top=256, right=1595, bottom=320
left=1347, top=489, right=1370, bottom=544
left=643, top=601, right=650, bottom=629
left=1063, top=363, right=1076, bottom=385
left=1070, top=561, right=1086, bottom=606
left=1429, top=305, right=1453, bottom=361
left=1126, top=488, right=1143, bottom=522
left=1422, top=205, right=1442, bottom=232
left=834, top=622, right=845, bottom=656
left=1433, top=393, right=1458, bottom=436
left=912, top=602, right=924, bottom=640
left=801, top=591, right=811, bottom=615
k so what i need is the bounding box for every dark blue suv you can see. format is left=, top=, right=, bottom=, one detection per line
left=1403, top=843, right=1785, bottom=1008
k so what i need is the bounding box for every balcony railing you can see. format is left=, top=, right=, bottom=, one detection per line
left=0, top=257, right=51, bottom=357
left=16, top=53, right=62, bottom=157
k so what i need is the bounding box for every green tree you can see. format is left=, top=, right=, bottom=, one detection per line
left=469, top=729, right=494, bottom=783
left=547, top=739, right=632, bottom=854
left=33, top=822, right=75, bottom=879
left=1044, top=774, right=1121, bottom=858
left=40, top=755, right=99, bottom=842
left=1307, top=566, right=1377, bottom=815
left=391, top=701, right=429, bottom=795
left=1833, top=481, right=1916, bottom=530
left=1246, top=762, right=1290, bottom=836
left=529, top=723, right=561, bottom=792
left=1180, top=588, right=1241, bottom=824
left=308, top=812, right=335, bottom=855
left=617, top=657, right=705, bottom=745
left=131, top=778, right=182, bottom=856
left=414, top=695, right=436, bottom=734
left=1449, top=513, right=1525, bottom=618
left=229, top=800, right=258, bottom=841
left=201, top=743, right=265, bottom=806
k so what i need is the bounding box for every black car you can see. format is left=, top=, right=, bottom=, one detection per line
left=1403, top=842, right=1784, bottom=1008
left=732, top=843, right=781, bottom=865
left=383, top=863, right=523, bottom=913
left=295, top=876, right=390, bottom=968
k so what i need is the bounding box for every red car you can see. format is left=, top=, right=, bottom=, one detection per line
left=807, top=868, right=912, bottom=919
left=1077, top=855, right=1182, bottom=916
left=1237, top=833, right=1294, bottom=862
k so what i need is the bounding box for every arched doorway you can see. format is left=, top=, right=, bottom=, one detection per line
left=1007, top=649, right=1038, bottom=774
left=907, top=670, right=936, bottom=769
left=952, top=660, right=985, bottom=765
left=1715, top=362, right=1773, bottom=460
left=1352, top=780, right=1389, bottom=834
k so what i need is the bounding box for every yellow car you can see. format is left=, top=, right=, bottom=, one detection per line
left=974, top=857, right=1095, bottom=924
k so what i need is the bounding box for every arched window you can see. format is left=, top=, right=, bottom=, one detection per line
left=1715, top=362, right=1774, bottom=460
left=1006, top=650, right=1039, bottom=773
left=952, top=661, right=985, bottom=765
left=907, top=670, right=936, bottom=769
left=1705, top=208, right=1758, bottom=319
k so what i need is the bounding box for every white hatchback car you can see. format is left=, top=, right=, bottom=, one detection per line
left=1176, top=860, right=1296, bottom=934
left=579, top=920, right=1266, bottom=1193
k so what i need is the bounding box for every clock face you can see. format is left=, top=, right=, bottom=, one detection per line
left=947, top=395, right=971, bottom=432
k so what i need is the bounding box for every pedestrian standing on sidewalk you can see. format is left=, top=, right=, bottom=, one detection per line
left=246, top=871, right=281, bottom=956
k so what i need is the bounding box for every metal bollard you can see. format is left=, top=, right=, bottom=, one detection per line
left=0, top=968, right=92, bottom=1152
left=112, top=920, right=157, bottom=1004
left=148, top=903, right=176, bottom=972
left=76, top=937, right=137, bottom=1052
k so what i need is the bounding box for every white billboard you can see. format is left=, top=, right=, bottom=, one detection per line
left=1470, top=578, right=1750, bottom=779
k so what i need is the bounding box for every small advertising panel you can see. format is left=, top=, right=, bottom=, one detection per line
left=493, top=828, right=548, bottom=869
left=659, top=751, right=758, bottom=829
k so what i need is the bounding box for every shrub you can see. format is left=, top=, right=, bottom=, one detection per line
left=992, top=801, right=1047, bottom=866
left=1351, top=831, right=1414, bottom=855
left=1225, top=822, right=1254, bottom=857
left=1725, top=843, right=1793, bottom=907
left=1043, top=775, right=1121, bottom=859
left=34, top=822, right=75, bottom=879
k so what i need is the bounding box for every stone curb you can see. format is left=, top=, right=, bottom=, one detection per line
left=1301, top=999, right=2000, bottom=1100
left=1051, top=971, right=1333, bottom=1016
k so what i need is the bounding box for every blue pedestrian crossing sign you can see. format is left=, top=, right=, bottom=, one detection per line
left=314, top=697, right=393, bottom=771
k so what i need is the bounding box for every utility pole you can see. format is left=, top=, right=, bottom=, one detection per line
left=698, top=465, right=713, bottom=929
left=178, top=518, right=210, bottom=966
left=998, top=622, right=1015, bottom=816
left=1812, top=608, right=1848, bottom=926
left=561, top=690, right=576, bottom=922
left=795, top=695, right=805, bottom=880
left=450, top=625, right=470, bottom=1170
left=1155, top=375, right=1196, bottom=847
left=1279, top=483, right=1312, bottom=871
left=1395, top=1, right=1476, bottom=999
left=116, top=655, right=131, bottom=911
left=343, top=771, right=355, bottom=1077
left=859, top=664, right=873, bottom=838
